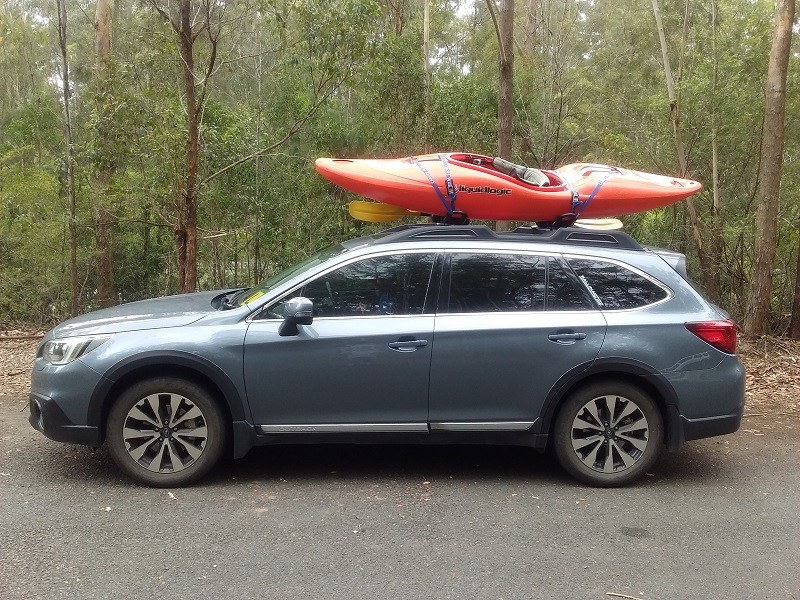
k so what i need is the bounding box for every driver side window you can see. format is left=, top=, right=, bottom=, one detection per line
left=271, top=253, right=436, bottom=318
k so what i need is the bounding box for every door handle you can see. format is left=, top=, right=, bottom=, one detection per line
left=548, top=332, right=587, bottom=343
left=388, top=338, right=428, bottom=352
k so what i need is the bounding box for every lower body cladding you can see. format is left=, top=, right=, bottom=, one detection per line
left=232, top=421, right=549, bottom=456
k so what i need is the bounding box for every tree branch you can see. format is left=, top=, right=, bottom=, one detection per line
left=201, top=83, right=341, bottom=186
left=484, top=0, right=506, bottom=64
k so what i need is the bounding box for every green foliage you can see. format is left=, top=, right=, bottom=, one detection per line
left=0, top=0, right=797, bottom=332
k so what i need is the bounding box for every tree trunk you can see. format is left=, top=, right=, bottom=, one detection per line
left=178, top=0, right=199, bottom=293
left=706, top=0, right=723, bottom=303
left=651, top=0, right=708, bottom=285
left=492, top=0, right=514, bottom=232
left=742, top=0, right=795, bottom=336
left=423, top=0, right=431, bottom=148
left=523, top=0, right=539, bottom=52
left=56, top=0, right=79, bottom=317
left=93, top=0, right=118, bottom=307
left=789, top=232, right=800, bottom=339
left=498, top=0, right=514, bottom=162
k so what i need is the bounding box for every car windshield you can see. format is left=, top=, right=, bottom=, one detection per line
left=231, top=243, right=349, bottom=307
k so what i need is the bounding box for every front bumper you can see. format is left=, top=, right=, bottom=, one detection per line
left=29, top=356, right=107, bottom=446
left=29, top=393, right=102, bottom=445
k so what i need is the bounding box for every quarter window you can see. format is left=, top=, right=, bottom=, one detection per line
left=568, top=258, right=669, bottom=309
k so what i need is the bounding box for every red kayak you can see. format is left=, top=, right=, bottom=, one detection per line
left=315, top=152, right=702, bottom=223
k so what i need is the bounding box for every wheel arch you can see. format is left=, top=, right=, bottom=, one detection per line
left=87, top=351, right=247, bottom=443
left=540, top=358, right=682, bottom=450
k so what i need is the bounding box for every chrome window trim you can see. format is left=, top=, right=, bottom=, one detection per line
left=251, top=313, right=436, bottom=324
left=430, top=421, right=535, bottom=432
left=249, top=248, right=441, bottom=322
left=258, top=423, right=429, bottom=434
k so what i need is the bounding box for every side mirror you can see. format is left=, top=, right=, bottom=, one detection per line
left=278, top=297, right=314, bottom=337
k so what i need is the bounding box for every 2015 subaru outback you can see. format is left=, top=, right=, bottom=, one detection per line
left=29, top=225, right=745, bottom=487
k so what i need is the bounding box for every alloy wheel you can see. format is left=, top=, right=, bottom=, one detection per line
left=569, top=393, right=650, bottom=474
left=121, top=392, right=209, bottom=473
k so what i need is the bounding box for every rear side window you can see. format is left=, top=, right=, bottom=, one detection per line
left=446, top=253, right=591, bottom=313
left=568, top=258, right=669, bottom=309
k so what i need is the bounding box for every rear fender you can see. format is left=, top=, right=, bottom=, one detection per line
left=538, top=358, right=681, bottom=449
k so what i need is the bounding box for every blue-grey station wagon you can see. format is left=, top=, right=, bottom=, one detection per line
left=29, top=225, right=745, bottom=487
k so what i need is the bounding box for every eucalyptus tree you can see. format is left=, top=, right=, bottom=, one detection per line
left=743, top=0, right=796, bottom=336
left=92, top=0, right=117, bottom=307
left=144, top=0, right=382, bottom=293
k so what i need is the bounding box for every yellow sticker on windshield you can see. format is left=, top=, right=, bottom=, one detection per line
left=243, top=291, right=265, bottom=304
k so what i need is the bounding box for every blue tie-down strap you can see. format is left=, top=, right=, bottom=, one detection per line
left=411, top=155, right=457, bottom=215
left=574, top=172, right=613, bottom=217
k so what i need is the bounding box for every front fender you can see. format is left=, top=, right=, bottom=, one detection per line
left=86, top=350, right=249, bottom=427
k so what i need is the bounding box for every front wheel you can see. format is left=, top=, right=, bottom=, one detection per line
left=106, top=377, right=227, bottom=487
left=553, top=381, right=663, bottom=487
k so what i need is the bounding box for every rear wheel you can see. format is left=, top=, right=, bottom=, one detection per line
left=106, top=377, right=226, bottom=487
left=553, top=381, right=663, bottom=487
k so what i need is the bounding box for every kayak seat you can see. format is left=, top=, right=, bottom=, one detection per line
left=493, top=157, right=549, bottom=187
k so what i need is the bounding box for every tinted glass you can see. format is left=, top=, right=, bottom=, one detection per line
left=548, top=258, right=592, bottom=310
left=447, top=254, right=591, bottom=313
left=280, top=253, right=435, bottom=318
left=569, top=258, right=668, bottom=309
left=448, top=253, right=546, bottom=312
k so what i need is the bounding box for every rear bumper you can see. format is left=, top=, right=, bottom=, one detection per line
left=29, top=393, right=102, bottom=445
left=682, top=411, right=743, bottom=442
left=665, top=403, right=744, bottom=451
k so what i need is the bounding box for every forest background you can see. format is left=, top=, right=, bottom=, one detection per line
left=0, top=0, right=798, bottom=335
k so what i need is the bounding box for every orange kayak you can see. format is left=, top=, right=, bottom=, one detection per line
left=315, top=152, right=702, bottom=222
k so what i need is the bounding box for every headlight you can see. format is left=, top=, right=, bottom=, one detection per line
left=41, top=335, right=112, bottom=366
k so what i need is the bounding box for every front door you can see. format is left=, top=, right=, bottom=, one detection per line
left=243, top=251, right=438, bottom=431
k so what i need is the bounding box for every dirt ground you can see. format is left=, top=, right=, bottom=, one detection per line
left=1, top=329, right=799, bottom=420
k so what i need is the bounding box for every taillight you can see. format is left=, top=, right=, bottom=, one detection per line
left=685, top=320, right=737, bottom=354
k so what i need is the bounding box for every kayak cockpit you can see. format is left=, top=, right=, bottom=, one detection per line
left=446, top=153, right=562, bottom=189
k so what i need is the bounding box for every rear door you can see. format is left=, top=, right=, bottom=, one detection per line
left=428, top=251, right=606, bottom=431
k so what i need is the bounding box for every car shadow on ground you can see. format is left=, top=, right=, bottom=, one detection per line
left=207, top=440, right=742, bottom=489
left=15, top=432, right=744, bottom=490
left=213, top=444, right=566, bottom=487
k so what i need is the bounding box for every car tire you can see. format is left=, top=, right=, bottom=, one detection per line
left=553, top=380, right=663, bottom=487
left=106, top=377, right=226, bottom=487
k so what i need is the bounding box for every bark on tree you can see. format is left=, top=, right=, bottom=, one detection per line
left=523, top=0, right=539, bottom=52
left=56, top=0, right=79, bottom=317
left=498, top=0, right=514, bottom=163
left=742, top=0, right=795, bottom=336
left=651, top=0, right=709, bottom=288
left=707, top=0, right=723, bottom=303
left=178, top=0, right=199, bottom=294
left=148, top=0, right=220, bottom=293
left=93, top=0, right=118, bottom=307
left=423, top=0, right=431, bottom=148
left=790, top=234, right=800, bottom=338
left=486, top=0, right=514, bottom=231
